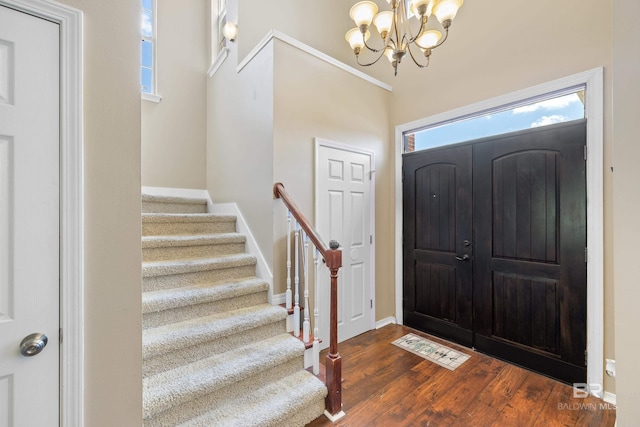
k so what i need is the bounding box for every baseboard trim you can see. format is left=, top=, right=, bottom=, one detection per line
left=603, top=391, right=616, bottom=406
left=209, top=202, right=274, bottom=302
left=376, top=316, right=397, bottom=329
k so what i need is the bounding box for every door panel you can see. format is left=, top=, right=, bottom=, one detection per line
left=316, top=144, right=373, bottom=344
left=403, top=120, right=587, bottom=384
left=0, top=6, right=60, bottom=426
left=474, top=120, right=587, bottom=384
left=403, top=144, right=473, bottom=346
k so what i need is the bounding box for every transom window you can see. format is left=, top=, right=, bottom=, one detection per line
left=404, top=89, right=586, bottom=153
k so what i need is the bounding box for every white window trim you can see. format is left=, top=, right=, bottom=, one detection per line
left=208, top=0, right=229, bottom=77
left=208, top=47, right=228, bottom=77
left=0, top=0, right=84, bottom=425
left=394, top=67, right=604, bottom=395
left=141, top=0, right=161, bottom=102
left=142, top=92, right=162, bottom=103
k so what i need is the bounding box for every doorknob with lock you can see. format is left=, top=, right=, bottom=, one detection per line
left=20, top=333, right=48, bottom=357
left=456, top=240, right=471, bottom=261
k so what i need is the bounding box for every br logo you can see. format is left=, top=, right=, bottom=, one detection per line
left=573, top=383, right=603, bottom=399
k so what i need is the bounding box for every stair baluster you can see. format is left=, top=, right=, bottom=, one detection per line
left=274, top=182, right=344, bottom=420
left=293, top=222, right=301, bottom=337
left=303, top=233, right=311, bottom=343
left=313, top=247, right=320, bottom=375
left=286, top=211, right=292, bottom=310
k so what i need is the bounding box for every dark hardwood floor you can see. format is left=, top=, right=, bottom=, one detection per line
left=308, top=325, right=615, bottom=426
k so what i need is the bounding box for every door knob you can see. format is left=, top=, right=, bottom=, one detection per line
left=455, top=254, right=470, bottom=261
left=20, top=333, right=48, bottom=357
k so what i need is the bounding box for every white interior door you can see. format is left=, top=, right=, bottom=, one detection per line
left=0, top=6, right=60, bottom=426
left=316, top=140, right=373, bottom=344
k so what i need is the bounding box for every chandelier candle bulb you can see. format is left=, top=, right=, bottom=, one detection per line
left=433, top=0, right=464, bottom=25
left=345, top=28, right=370, bottom=54
left=373, top=11, right=393, bottom=38
left=349, top=1, right=379, bottom=30
left=416, top=30, right=443, bottom=50
left=346, top=0, right=463, bottom=75
left=412, top=0, right=433, bottom=17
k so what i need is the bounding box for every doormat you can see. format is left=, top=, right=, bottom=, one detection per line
left=392, top=333, right=470, bottom=371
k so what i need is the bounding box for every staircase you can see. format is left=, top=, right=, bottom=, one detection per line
left=141, top=193, right=327, bottom=426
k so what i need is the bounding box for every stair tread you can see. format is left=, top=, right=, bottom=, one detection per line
left=142, top=213, right=236, bottom=223
left=142, top=277, right=268, bottom=314
left=143, top=303, right=287, bottom=359
left=290, top=331, right=321, bottom=349
left=142, top=194, right=208, bottom=205
left=176, top=369, right=327, bottom=427
left=142, top=253, right=256, bottom=278
left=143, top=333, right=306, bottom=419
left=142, top=233, right=245, bottom=249
left=278, top=302, right=305, bottom=315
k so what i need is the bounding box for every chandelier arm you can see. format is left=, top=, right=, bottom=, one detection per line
left=431, top=27, right=450, bottom=49
left=356, top=49, right=387, bottom=67
left=363, top=35, right=389, bottom=54
left=413, top=26, right=450, bottom=50
left=407, top=16, right=428, bottom=44
left=406, top=42, right=429, bottom=69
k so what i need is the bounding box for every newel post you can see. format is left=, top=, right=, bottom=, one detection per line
left=324, top=240, right=343, bottom=417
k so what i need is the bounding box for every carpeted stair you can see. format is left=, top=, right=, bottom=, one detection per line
left=142, top=193, right=327, bottom=427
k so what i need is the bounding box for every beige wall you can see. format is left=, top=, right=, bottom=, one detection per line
left=612, top=0, right=640, bottom=422
left=142, top=0, right=208, bottom=189
left=55, top=0, right=142, bottom=425
left=238, top=0, right=355, bottom=66
left=272, top=41, right=393, bottom=318
left=387, top=0, right=616, bottom=394
left=206, top=22, right=275, bottom=264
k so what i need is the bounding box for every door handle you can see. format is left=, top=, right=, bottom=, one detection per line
left=20, top=333, right=48, bottom=357
left=455, top=254, right=470, bottom=261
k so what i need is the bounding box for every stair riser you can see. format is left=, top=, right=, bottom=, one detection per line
left=143, top=265, right=256, bottom=292
left=142, top=201, right=207, bottom=214
left=142, top=242, right=246, bottom=262
left=143, top=357, right=303, bottom=426
left=177, top=372, right=327, bottom=427
left=143, top=321, right=286, bottom=378
left=143, top=221, right=236, bottom=236
left=143, top=291, right=268, bottom=329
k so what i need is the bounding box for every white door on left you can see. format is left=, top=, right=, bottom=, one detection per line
left=0, top=5, right=60, bottom=426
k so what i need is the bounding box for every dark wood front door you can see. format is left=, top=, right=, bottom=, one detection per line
left=403, top=120, right=587, bottom=384
left=403, top=144, right=474, bottom=347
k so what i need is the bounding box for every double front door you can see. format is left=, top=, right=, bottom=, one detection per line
left=403, top=120, right=587, bottom=384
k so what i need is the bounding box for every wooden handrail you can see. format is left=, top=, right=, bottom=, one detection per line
left=274, top=182, right=328, bottom=259
left=273, top=182, right=343, bottom=418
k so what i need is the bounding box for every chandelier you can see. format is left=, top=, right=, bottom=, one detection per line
left=345, top=0, right=464, bottom=75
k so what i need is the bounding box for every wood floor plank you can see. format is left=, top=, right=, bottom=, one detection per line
left=307, top=325, right=615, bottom=427
left=491, top=372, right=556, bottom=426
left=476, top=363, right=529, bottom=410
left=452, top=401, right=502, bottom=426
left=430, top=356, right=503, bottom=416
